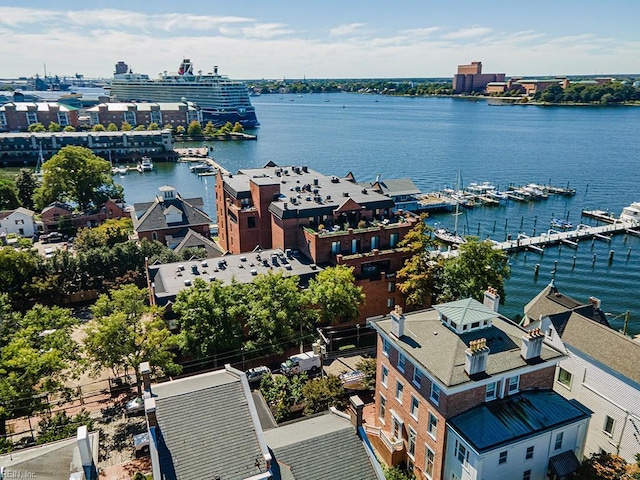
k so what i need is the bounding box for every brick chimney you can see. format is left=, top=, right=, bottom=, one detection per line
left=349, top=395, right=364, bottom=429
left=145, top=397, right=158, bottom=428
left=390, top=305, right=405, bottom=338
left=521, top=328, right=545, bottom=361
left=139, top=361, right=151, bottom=395
left=483, top=287, right=500, bottom=312
left=465, top=338, right=490, bottom=376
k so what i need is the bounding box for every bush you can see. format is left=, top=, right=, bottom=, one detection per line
left=37, top=409, right=94, bottom=444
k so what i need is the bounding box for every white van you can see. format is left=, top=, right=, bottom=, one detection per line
left=280, top=351, right=321, bottom=376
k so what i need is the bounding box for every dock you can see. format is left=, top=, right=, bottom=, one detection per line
left=492, top=220, right=638, bottom=253
left=581, top=210, right=617, bottom=224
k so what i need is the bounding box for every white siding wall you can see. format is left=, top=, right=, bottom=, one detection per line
left=553, top=347, right=640, bottom=462
left=0, top=210, right=36, bottom=237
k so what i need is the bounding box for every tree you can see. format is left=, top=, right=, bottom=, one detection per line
left=36, top=409, right=93, bottom=444
left=0, top=180, right=20, bottom=210
left=306, top=265, right=364, bottom=325
left=187, top=120, right=202, bottom=136
left=33, top=145, right=114, bottom=210
left=63, top=125, right=76, bottom=132
left=259, top=373, right=306, bottom=422
left=574, top=452, right=630, bottom=480
left=175, top=125, right=186, bottom=135
left=355, top=357, right=377, bottom=390
left=163, top=124, right=173, bottom=131
left=27, top=123, right=45, bottom=132
left=84, top=285, right=180, bottom=395
left=438, top=239, right=510, bottom=304
left=232, top=122, right=244, bottom=133
left=147, top=122, right=160, bottom=131
left=0, top=247, right=41, bottom=307
left=107, top=122, right=118, bottom=131
left=48, top=122, right=62, bottom=132
left=0, top=304, right=80, bottom=436
left=73, top=218, right=133, bottom=252
left=172, top=278, right=244, bottom=361
left=121, top=122, right=133, bottom=131
left=91, top=124, right=106, bottom=132
left=302, top=375, right=345, bottom=415
left=134, top=124, right=146, bottom=131
left=396, top=214, right=439, bottom=308
left=203, top=121, right=217, bottom=136
left=244, top=272, right=312, bottom=356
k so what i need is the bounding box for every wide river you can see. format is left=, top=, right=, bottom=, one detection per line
left=115, top=93, right=640, bottom=333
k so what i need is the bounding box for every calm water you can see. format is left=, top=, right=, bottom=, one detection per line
left=116, top=93, right=640, bottom=333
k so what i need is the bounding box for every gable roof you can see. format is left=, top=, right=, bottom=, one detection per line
left=173, top=229, right=224, bottom=258
left=334, top=197, right=363, bottom=213
left=0, top=207, right=35, bottom=219
left=152, top=368, right=270, bottom=480
left=449, top=390, right=589, bottom=453
left=133, top=194, right=211, bottom=233
left=523, top=281, right=583, bottom=324
left=359, top=178, right=421, bottom=198
left=264, top=413, right=380, bottom=480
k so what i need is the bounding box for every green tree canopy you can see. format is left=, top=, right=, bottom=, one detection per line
left=73, top=218, right=133, bottom=252
left=91, top=124, right=106, bottom=132
left=14, top=168, right=39, bottom=210
left=438, top=239, right=510, bottom=304
left=306, top=265, right=364, bottom=325
left=175, top=125, right=186, bottom=135
left=232, top=122, right=244, bottom=133
left=134, top=125, right=146, bottom=131
left=301, top=375, right=345, bottom=415
left=34, top=145, right=114, bottom=210
left=63, top=125, right=76, bottom=132
left=147, top=122, right=160, bottom=131
left=0, top=180, right=20, bottom=210
left=121, top=122, right=133, bottom=131
left=107, top=122, right=118, bottom=131
left=48, top=122, right=62, bottom=132
left=84, top=285, right=180, bottom=395
left=27, top=123, right=45, bottom=132
left=187, top=120, right=202, bottom=136
left=172, top=278, right=244, bottom=360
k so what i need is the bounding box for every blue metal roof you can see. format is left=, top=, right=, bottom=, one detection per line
left=449, top=390, right=590, bottom=452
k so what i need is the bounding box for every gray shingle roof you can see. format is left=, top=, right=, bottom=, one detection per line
left=523, top=281, right=583, bottom=324
left=133, top=194, right=211, bottom=233
left=153, top=369, right=268, bottom=480
left=173, top=229, right=224, bottom=258
left=264, top=413, right=379, bottom=480
left=370, top=305, right=562, bottom=387
left=358, top=178, right=421, bottom=198
left=449, top=390, right=589, bottom=453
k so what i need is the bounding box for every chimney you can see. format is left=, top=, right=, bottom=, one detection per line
left=76, top=425, right=93, bottom=467
left=483, top=287, right=500, bottom=312
left=349, top=395, right=364, bottom=429
left=390, top=305, right=405, bottom=338
left=521, top=328, right=545, bottom=361
left=465, top=338, right=490, bottom=376
left=140, top=361, right=151, bottom=395
left=588, top=296, right=601, bottom=310
left=145, top=397, right=158, bottom=428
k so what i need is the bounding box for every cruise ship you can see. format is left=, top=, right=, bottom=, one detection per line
left=109, top=59, right=259, bottom=127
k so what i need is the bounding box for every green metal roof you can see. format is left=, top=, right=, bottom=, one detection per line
left=433, top=298, right=497, bottom=326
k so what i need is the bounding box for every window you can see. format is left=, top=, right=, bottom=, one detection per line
left=351, top=238, right=360, bottom=253
left=388, top=281, right=396, bottom=292
left=0, top=112, right=6, bottom=126
left=371, top=235, right=380, bottom=250
left=413, top=368, right=422, bottom=388
left=331, top=241, right=341, bottom=254
left=57, top=112, right=69, bottom=126
left=382, top=338, right=390, bottom=357
left=554, top=432, right=563, bottom=451
left=499, top=451, right=508, bottom=464
left=486, top=381, right=499, bottom=401
left=387, top=297, right=395, bottom=308
left=526, top=446, right=534, bottom=460
left=425, top=447, right=435, bottom=479
left=455, top=440, right=469, bottom=467
left=247, top=217, right=256, bottom=228
left=392, top=415, right=402, bottom=441
left=557, top=368, right=573, bottom=388
left=428, top=412, right=438, bottom=438
left=523, top=470, right=531, bottom=480
left=398, top=353, right=406, bottom=372
left=395, top=381, right=404, bottom=404
left=604, top=416, right=615, bottom=436
left=381, top=365, right=388, bottom=387
left=379, top=394, right=386, bottom=423
left=408, top=427, right=417, bottom=459
left=410, top=396, right=419, bottom=419
left=15, top=219, right=25, bottom=225
left=390, top=232, right=399, bottom=247
left=26, top=111, right=38, bottom=124
left=430, top=383, right=440, bottom=405
left=508, top=375, right=520, bottom=394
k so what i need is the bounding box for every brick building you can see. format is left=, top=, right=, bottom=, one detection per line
left=215, top=164, right=420, bottom=321
left=0, top=102, right=79, bottom=132
left=366, top=291, right=590, bottom=480
left=453, top=62, right=506, bottom=94
left=40, top=199, right=130, bottom=234
left=86, top=101, right=202, bottom=129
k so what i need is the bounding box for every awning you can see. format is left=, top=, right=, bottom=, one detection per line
left=549, top=450, right=581, bottom=477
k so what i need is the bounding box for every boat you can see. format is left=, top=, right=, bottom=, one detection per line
left=435, top=171, right=466, bottom=246
left=620, top=202, right=640, bottom=223
left=112, top=166, right=128, bottom=175
left=550, top=218, right=573, bottom=230
left=136, top=157, right=153, bottom=172
left=189, top=163, right=215, bottom=173
left=110, top=59, right=259, bottom=127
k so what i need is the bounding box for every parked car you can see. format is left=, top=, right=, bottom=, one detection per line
left=41, top=232, right=64, bottom=243
left=125, top=396, right=145, bottom=416
left=245, top=366, right=271, bottom=386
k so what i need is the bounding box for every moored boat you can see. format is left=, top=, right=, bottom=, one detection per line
left=137, top=157, right=153, bottom=172
left=550, top=218, right=573, bottom=229
left=434, top=228, right=466, bottom=246
left=620, top=202, right=640, bottom=223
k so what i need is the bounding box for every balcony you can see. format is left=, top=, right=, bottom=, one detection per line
left=365, top=425, right=404, bottom=452
left=304, top=215, right=413, bottom=238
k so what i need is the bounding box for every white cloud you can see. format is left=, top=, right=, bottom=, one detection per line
left=329, top=23, right=365, bottom=37
left=241, top=23, right=294, bottom=39
left=400, top=27, right=441, bottom=38
left=441, top=26, right=492, bottom=40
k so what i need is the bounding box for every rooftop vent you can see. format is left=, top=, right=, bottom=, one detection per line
left=178, top=264, right=185, bottom=271
left=240, top=256, right=247, bottom=262
left=305, top=196, right=312, bottom=202
left=343, top=192, right=349, bottom=197
left=313, top=178, right=319, bottom=186
left=184, top=279, right=192, bottom=286
left=250, top=269, right=258, bottom=275
left=285, top=264, right=292, bottom=270
left=310, top=263, right=317, bottom=270
left=331, top=176, right=340, bottom=183
left=201, top=261, right=208, bottom=267
left=302, top=166, right=308, bottom=172
left=209, top=276, right=215, bottom=281
left=326, top=195, right=332, bottom=200
left=362, top=188, right=368, bottom=194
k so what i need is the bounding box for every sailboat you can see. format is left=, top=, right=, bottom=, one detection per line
left=435, top=171, right=467, bottom=246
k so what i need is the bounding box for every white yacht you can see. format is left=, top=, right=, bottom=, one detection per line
left=620, top=202, right=640, bottom=223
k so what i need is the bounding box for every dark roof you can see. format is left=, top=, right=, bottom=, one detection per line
left=173, top=229, right=224, bottom=258
left=369, top=303, right=563, bottom=387
left=549, top=450, right=581, bottom=477
left=449, top=390, right=590, bottom=453
left=555, top=312, right=640, bottom=385
left=132, top=193, right=211, bottom=233
left=264, top=413, right=379, bottom=480
left=523, top=281, right=584, bottom=324
left=357, top=178, right=421, bottom=198
left=153, top=369, right=269, bottom=480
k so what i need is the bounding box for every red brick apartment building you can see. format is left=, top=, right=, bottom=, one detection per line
left=0, top=102, right=79, bottom=132
left=86, top=101, right=202, bottom=129
left=215, top=164, right=420, bottom=320
left=366, top=291, right=590, bottom=480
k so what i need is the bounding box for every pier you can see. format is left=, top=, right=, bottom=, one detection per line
left=492, top=221, right=639, bottom=253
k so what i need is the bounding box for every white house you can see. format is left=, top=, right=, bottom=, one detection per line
left=524, top=281, right=640, bottom=463
left=0, top=207, right=36, bottom=238
left=444, top=390, right=590, bottom=480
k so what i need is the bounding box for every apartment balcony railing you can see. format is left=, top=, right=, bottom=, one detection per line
left=365, top=425, right=404, bottom=452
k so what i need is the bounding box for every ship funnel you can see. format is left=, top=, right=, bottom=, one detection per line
left=214, top=65, right=218, bottom=75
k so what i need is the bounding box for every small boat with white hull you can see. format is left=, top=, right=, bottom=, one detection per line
left=136, top=157, right=154, bottom=172
left=550, top=218, right=573, bottom=230
left=189, top=163, right=215, bottom=173
left=434, top=228, right=466, bottom=246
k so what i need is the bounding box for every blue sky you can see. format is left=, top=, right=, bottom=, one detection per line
left=2, top=1, right=639, bottom=79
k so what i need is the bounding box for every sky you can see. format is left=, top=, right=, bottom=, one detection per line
left=2, top=1, right=640, bottom=80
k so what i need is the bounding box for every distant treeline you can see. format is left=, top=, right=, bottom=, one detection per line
left=248, top=78, right=453, bottom=96
left=534, top=81, right=640, bottom=104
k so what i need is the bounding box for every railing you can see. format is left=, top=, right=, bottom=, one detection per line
left=365, top=425, right=404, bottom=452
